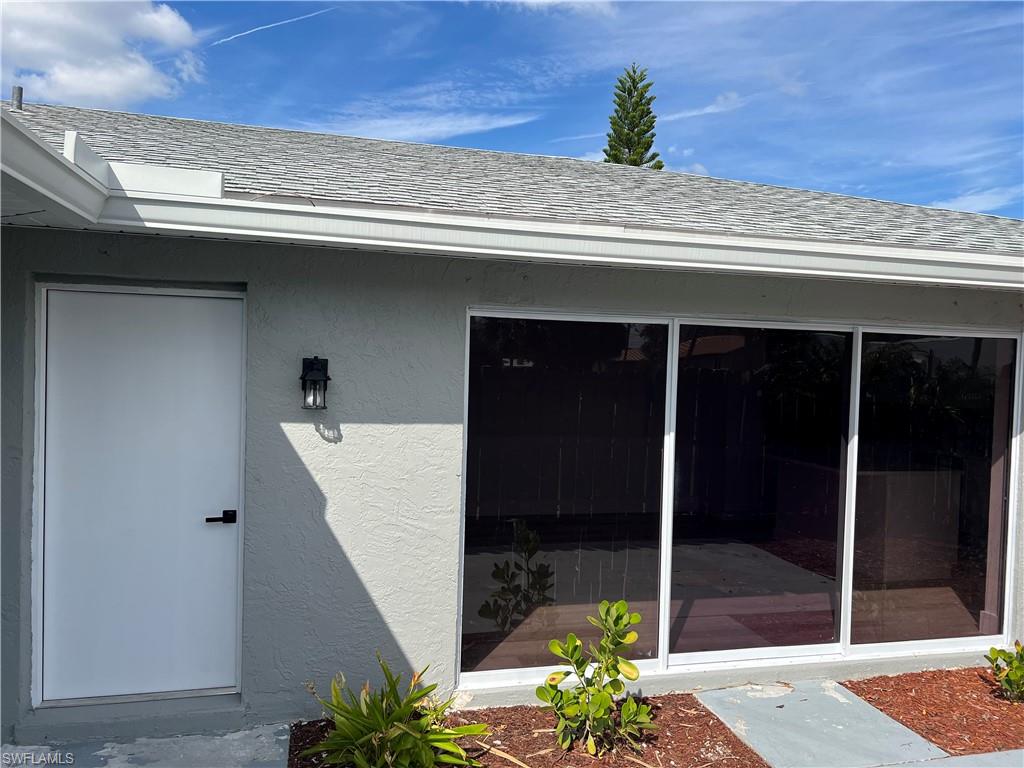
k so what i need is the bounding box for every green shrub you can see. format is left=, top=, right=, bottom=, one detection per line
left=986, top=640, right=1024, bottom=702
left=535, top=599, right=655, bottom=755
left=303, top=653, right=488, bottom=767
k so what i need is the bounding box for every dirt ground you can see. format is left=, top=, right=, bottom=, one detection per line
left=290, top=692, right=769, bottom=768
left=844, top=667, right=1024, bottom=756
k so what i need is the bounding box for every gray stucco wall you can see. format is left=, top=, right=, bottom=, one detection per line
left=3, top=226, right=1022, bottom=743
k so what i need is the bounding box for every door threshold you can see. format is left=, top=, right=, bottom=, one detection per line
left=38, top=686, right=238, bottom=709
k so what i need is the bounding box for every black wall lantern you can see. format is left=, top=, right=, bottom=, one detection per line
left=300, top=356, right=330, bottom=409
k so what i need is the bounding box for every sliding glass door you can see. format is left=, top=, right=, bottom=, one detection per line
left=670, top=326, right=852, bottom=654
left=460, top=316, right=668, bottom=673
left=852, top=335, right=1016, bottom=644
left=459, top=313, right=1018, bottom=677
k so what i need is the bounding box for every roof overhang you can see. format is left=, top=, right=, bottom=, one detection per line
left=3, top=109, right=1022, bottom=291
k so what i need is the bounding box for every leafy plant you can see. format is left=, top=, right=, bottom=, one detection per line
left=986, top=641, right=1024, bottom=702
left=303, top=653, right=488, bottom=767
left=478, top=519, right=554, bottom=632
left=535, top=600, right=655, bottom=755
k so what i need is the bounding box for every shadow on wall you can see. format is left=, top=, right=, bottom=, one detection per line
left=233, top=243, right=476, bottom=724
left=240, top=412, right=412, bottom=722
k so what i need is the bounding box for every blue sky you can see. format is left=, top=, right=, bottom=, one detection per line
left=2, top=1, right=1022, bottom=217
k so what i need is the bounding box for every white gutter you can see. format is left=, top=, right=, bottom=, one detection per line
left=100, top=192, right=1024, bottom=289
left=1, top=111, right=106, bottom=225
left=4, top=110, right=1022, bottom=290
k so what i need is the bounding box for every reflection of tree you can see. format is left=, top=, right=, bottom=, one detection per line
left=860, top=337, right=999, bottom=468
left=754, top=331, right=850, bottom=449
left=478, top=519, right=554, bottom=633
left=471, top=317, right=634, bottom=370
left=858, top=336, right=1005, bottom=583
left=639, top=323, right=668, bottom=373
left=471, top=317, right=668, bottom=377
left=756, top=332, right=847, bottom=397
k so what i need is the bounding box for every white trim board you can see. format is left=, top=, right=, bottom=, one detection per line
left=95, top=193, right=1024, bottom=290
left=455, top=308, right=1024, bottom=689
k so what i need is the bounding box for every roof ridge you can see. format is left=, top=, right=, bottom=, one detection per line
left=14, top=102, right=1022, bottom=223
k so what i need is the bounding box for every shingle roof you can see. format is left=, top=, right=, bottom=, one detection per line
left=8, top=102, right=1023, bottom=255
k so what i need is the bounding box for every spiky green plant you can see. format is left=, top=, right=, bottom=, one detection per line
left=303, top=653, right=488, bottom=767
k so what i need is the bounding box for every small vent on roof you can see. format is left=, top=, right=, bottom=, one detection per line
left=11, top=85, right=23, bottom=110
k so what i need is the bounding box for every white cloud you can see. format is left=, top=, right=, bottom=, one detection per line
left=550, top=130, right=605, bottom=143
left=681, top=162, right=709, bottom=176
left=209, top=7, right=337, bottom=47
left=930, top=186, right=1022, bottom=215
left=662, top=91, right=747, bottom=121
left=174, top=50, right=205, bottom=84
left=304, top=78, right=541, bottom=142
left=1, top=1, right=199, bottom=107
left=127, top=2, right=196, bottom=48
left=19, top=54, right=180, bottom=105
left=500, top=1, right=617, bottom=18
left=682, top=147, right=695, bottom=157
left=577, top=150, right=605, bottom=162
left=306, top=111, right=539, bottom=143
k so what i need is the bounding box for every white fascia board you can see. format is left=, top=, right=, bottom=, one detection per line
left=107, top=162, right=223, bottom=198
left=62, top=131, right=109, bottom=186
left=97, top=192, right=1024, bottom=290
left=1, top=111, right=107, bottom=225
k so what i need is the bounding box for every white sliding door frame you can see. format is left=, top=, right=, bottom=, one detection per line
left=456, top=307, right=1023, bottom=690
left=31, top=282, right=247, bottom=708
left=840, top=324, right=1022, bottom=661
left=456, top=308, right=673, bottom=688
left=655, top=320, right=680, bottom=673
left=839, top=328, right=863, bottom=654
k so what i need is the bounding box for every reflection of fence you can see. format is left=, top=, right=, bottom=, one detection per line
left=673, top=364, right=846, bottom=542
left=857, top=470, right=962, bottom=582
left=466, top=364, right=665, bottom=534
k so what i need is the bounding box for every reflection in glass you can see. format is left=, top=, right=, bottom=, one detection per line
left=461, top=317, right=667, bottom=672
left=852, top=335, right=1016, bottom=644
left=670, top=327, right=852, bottom=653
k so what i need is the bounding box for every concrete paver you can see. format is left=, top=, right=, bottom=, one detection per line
left=696, top=679, right=948, bottom=768
left=2, top=723, right=289, bottom=767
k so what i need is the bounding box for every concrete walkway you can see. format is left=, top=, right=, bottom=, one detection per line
left=2, top=723, right=289, bottom=768
left=696, top=679, right=1022, bottom=768
left=888, top=752, right=1024, bottom=767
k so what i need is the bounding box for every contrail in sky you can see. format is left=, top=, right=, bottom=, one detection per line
left=210, top=7, right=337, bottom=47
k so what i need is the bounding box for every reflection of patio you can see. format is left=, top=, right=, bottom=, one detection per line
left=852, top=587, right=981, bottom=644
left=461, top=540, right=660, bottom=672
left=462, top=541, right=989, bottom=672
left=671, top=541, right=838, bottom=652
left=463, top=541, right=837, bottom=670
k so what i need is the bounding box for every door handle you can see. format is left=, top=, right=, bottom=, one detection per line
left=205, top=510, right=237, bottom=524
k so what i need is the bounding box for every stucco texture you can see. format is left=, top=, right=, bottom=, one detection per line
left=2, top=226, right=1022, bottom=743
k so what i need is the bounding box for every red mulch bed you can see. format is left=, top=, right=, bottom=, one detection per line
left=289, top=693, right=769, bottom=768
left=843, top=667, right=1024, bottom=756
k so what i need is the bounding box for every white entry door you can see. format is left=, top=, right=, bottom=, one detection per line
left=41, top=287, right=244, bottom=702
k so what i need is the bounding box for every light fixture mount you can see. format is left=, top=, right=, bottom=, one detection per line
left=300, top=356, right=330, bottom=410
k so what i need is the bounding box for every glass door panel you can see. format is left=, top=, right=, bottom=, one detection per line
left=852, top=334, right=1016, bottom=643
left=461, top=316, right=668, bottom=672
left=670, top=326, right=852, bottom=653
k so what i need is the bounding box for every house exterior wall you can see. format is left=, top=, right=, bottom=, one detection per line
left=3, top=225, right=1022, bottom=743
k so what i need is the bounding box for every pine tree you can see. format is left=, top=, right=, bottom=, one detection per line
left=603, top=63, right=664, bottom=170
